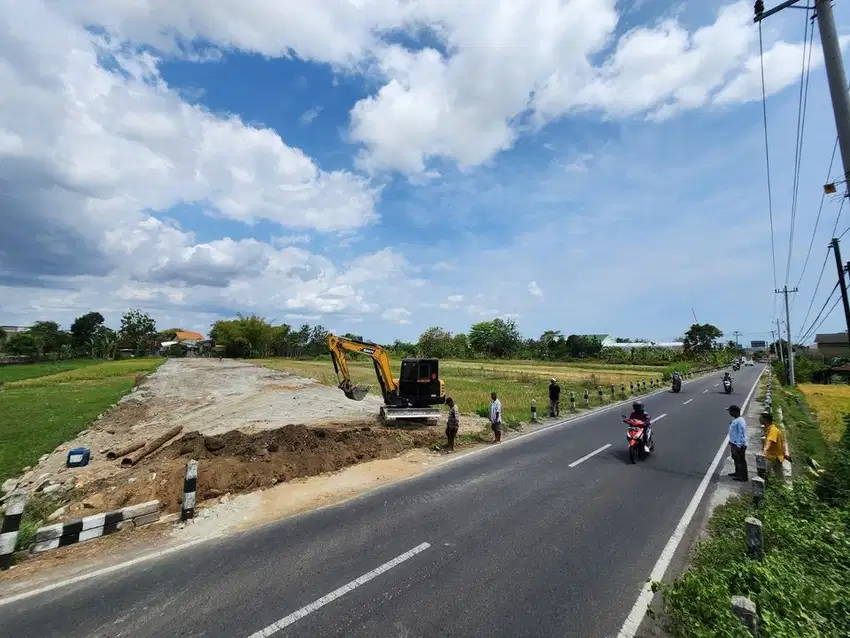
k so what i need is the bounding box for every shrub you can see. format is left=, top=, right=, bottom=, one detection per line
left=816, top=414, right=850, bottom=508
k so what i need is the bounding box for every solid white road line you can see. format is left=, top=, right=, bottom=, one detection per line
left=0, top=538, right=210, bottom=607
left=568, top=444, right=612, bottom=468
left=245, top=543, right=431, bottom=638
left=616, top=367, right=766, bottom=638
left=683, top=399, right=693, bottom=405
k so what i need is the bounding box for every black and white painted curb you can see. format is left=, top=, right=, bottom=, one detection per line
left=31, top=500, right=161, bottom=554
left=0, top=491, right=28, bottom=570
left=181, top=459, right=198, bottom=522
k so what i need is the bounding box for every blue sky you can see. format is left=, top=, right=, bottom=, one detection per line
left=1, top=0, right=849, bottom=345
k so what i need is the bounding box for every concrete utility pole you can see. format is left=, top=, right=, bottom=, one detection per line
left=775, top=319, right=786, bottom=368
left=733, top=330, right=743, bottom=347
left=831, top=238, right=850, bottom=347
left=776, top=287, right=799, bottom=384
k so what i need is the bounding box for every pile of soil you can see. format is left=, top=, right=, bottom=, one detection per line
left=80, top=424, right=442, bottom=515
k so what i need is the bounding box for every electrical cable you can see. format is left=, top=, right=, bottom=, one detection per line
left=799, top=281, right=839, bottom=343
left=758, top=21, right=779, bottom=319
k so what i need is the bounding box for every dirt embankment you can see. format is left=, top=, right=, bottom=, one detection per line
left=87, top=423, right=442, bottom=514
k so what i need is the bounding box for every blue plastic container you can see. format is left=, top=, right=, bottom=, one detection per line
left=66, top=447, right=91, bottom=468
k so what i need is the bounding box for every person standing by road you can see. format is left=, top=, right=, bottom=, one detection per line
left=760, top=411, right=788, bottom=482
left=727, top=405, right=748, bottom=481
left=489, top=391, right=502, bottom=443
left=548, top=378, right=561, bottom=417
left=445, top=397, right=460, bottom=453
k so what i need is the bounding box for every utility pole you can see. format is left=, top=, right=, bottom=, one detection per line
left=776, top=287, right=799, bottom=385
left=831, top=238, right=850, bottom=348
left=732, top=330, right=743, bottom=347
left=775, top=319, right=786, bottom=368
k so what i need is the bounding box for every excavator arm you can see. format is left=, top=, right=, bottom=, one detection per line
left=327, top=334, right=398, bottom=402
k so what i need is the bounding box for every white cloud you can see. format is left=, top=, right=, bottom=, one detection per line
left=382, top=307, right=412, bottom=324
left=33, top=1, right=818, bottom=177
left=299, top=106, right=323, bottom=125
left=528, top=281, right=544, bottom=298
left=447, top=294, right=464, bottom=303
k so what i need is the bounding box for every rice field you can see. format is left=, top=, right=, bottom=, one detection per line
left=798, top=383, right=850, bottom=443
left=257, top=358, right=667, bottom=424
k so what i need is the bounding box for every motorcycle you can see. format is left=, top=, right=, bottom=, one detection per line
left=723, top=378, right=733, bottom=394
left=732, top=363, right=740, bottom=372
left=623, top=416, right=653, bottom=463
left=671, top=377, right=682, bottom=393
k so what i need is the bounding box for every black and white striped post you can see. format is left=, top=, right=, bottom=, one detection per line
left=598, top=388, right=604, bottom=404
left=620, top=384, right=626, bottom=399
left=629, top=381, right=634, bottom=395
left=583, top=389, right=589, bottom=408
left=531, top=399, right=538, bottom=423
left=569, top=391, right=576, bottom=411
left=1, top=490, right=27, bottom=570
left=610, top=384, right=615, bottom=399
left=642, top=380, right=647, bottom=392
left=181, top=459, right=198, bottom=522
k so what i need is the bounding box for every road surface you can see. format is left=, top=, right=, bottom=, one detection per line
left=0, top=365, right=764, bottom=638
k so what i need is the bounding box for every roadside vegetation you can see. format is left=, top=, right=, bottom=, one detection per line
left=661, top=375, right=850, bottom=637
left=0, top=359, right=164, bottom=483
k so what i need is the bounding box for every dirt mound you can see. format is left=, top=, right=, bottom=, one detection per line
left=81, top=424, right=442, bottom=516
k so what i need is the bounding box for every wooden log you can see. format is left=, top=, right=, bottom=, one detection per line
left=122, top=426, right=182, bottom=466
left=106, top=441, right=145, bottom=460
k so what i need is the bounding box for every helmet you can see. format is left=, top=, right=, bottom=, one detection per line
left=550, top=378, right=556, bottom=383
left=632, top=401, right=644, bottom=411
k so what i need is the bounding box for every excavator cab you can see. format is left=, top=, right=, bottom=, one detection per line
left=398, top=359, right=443, bottom=405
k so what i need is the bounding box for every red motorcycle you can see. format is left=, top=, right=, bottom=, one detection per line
left=623, top=416, right=653, bottom=463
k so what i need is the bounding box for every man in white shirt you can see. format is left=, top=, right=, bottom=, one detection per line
left=489, top=392, right=503, bottom=443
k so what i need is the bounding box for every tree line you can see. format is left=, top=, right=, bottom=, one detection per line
left=0, top=309, right=737, bottom=366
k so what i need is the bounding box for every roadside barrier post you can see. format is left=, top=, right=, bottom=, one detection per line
left=620, top=384, right=626, bottom=399
left=610, top=384, right=615, bottom=399
left=751, top=477, right=765, bottom=507
left=598, top=388, right=604, bottom=404
left=583, top=389, right=589, bottom=408
left=569, top=391, right=576, bottom=411
left=745, top=517, right=764, bottom=560
left=642, top=380, right=646, bottom=392
left=531, top=399, right=538, bottom=423
left=756, top=454, right=767, bottom=480
left=0, top=490, right=27, bottom=570
left=730, top=596, right=760, bottom=637
left=629, top=381, right=634, bottom=395
left=181, top=459, right=198, bottom=522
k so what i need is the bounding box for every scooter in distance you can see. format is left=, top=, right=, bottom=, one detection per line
left=623, top=415, right=654, bottom=464
left=671, top=377, right=682, bottom=393
left=723, top=377, right=733, bottom=394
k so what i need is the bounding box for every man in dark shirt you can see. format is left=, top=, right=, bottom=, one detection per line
left=549, top=378, right=561, bottom=417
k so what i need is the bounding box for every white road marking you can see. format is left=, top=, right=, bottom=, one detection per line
left=0, top=538, right=210, bottom=607
left=568, top=444, right=612, bottom=468
left=246, top=543, right=431, bottom=637
left=714, top=383, right=720, bottom=387
left=652, top=413, right=667, bottom=422
left=617, top=366, right=766, bottom=638
left=703, top=390, right=709, bottom=394
left=683, top=399, right=693, bottom=405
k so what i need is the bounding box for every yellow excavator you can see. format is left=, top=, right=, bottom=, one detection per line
left=327, top=333, right=446, bottom=423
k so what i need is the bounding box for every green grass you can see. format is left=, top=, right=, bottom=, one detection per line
left=256, top=357, right=665, bottom=424
left=0, top=358, right=164, bottom=484
left=0, top=360, right=99, bottom=384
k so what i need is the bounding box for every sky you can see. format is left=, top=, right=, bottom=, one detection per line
left=2, top=0, right=850, bottom=345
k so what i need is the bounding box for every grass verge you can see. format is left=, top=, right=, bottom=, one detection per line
left=0, top=359, right=164, bottom=484
left=660, top=382, right=850, bottom=637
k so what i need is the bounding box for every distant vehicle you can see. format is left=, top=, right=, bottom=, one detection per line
left=744, top=359, right=754, bottom=367
left=723, top=377, right=733, bottom=394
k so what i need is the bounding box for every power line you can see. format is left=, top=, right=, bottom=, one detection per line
left=798, top=247, right=832, bottom=335
left=794, top=141, right=838, bottom=292
left=758, top=21, right=779, bottom=319
left=802, top=292, right=842, bottom=344
left=800, top=281, right=840, bottom=343
left=786, top=8, right=815, bottom=287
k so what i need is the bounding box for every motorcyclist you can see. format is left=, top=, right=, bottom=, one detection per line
left=672, top=371, right=681, bottom=384
left=628, top=401, right=653, bottom=450
left=723, top=371, right=733, bottom=385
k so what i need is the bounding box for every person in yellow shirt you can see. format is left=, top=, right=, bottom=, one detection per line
left=759, top=411, right=788, bottom=481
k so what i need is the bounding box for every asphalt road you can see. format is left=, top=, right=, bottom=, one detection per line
left=0, top=365, right=764, bottom=638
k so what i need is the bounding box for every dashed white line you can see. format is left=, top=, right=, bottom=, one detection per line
left=568, top=444, right=612, bottom=468
left=713, top=383, right=720, bottom=387
left=652, top=413, right=667, bottom=422
left=702, top=390, right=709, bottom=394
left=245, top=542, right=431, bottom=638
left=682, top=399, right=693, bottom=405
left=617, top=367, right=766, bottom=638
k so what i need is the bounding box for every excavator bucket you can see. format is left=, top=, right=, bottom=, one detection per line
left=342, top=384, right=370, bottom=401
